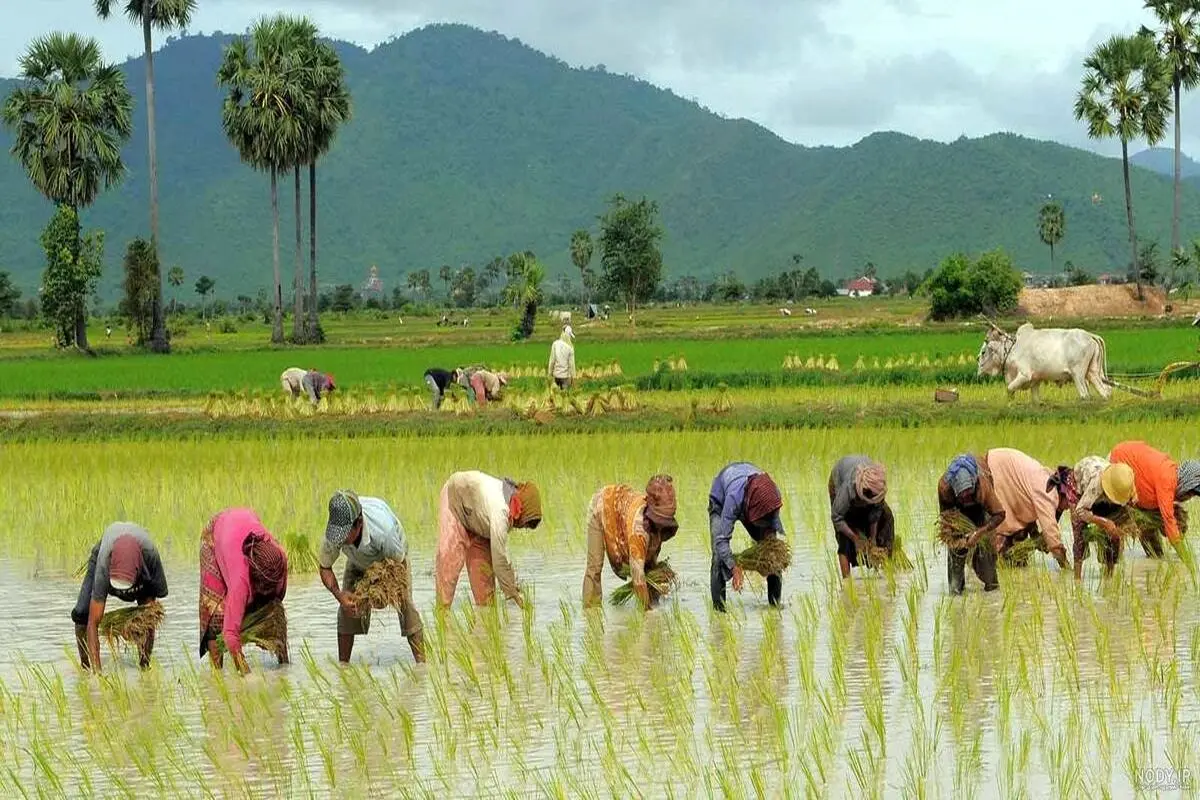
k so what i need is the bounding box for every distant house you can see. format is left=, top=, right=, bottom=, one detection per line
left=844, top=277, right=876, bottom=297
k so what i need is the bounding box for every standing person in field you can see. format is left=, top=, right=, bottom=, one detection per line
left=548, top=325, right=576, bottom=389
left=301, top=369, right=336, bottom=405
left=434, top=470, right=542, bottom=608
left=72, top=522, right=169, bottom=672
left=319, top=490, right=425, bottom=664
left=280, top=366, right=306, bottom=397
left=424, top=367, right=457, bottom=410
left=1070, top=456, right=1137, bottom=579
left=582, top=475, right=679, bottom=610
left=828, top=455, right=895, bottom=578
left=709, top=462, right=786, bottom=612
left=938, top=453, right=1005, bottom=594
left=198, top=508, right=289, bottom=674
left=1108, top=440, right=1200, bottom=557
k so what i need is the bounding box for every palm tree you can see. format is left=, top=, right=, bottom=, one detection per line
left=2, top=33, right=133, bottom=350
left=570, top=229, right=593, bottom=308
left=167, top=264, right=183, bottom=314
left=94, top=0, right=195, bottom=354
left=503, top=252, right=545, bottom=339
left=1141, top=1, right=1200, bottom=258
left=218, top=15, right=313, bottom=344
left=1074, top=33, right=1171, bottom=300
left=1037, top=201, right=1066, bottom=271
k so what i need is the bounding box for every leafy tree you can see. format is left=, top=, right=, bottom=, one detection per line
left=40, top=206, right=105, bottom=347
left=597, top=194, right=664, bottom=321
left=218, top=15, right=314, bottom=344
left=194, top=274, right=214, bottom=319
left=570, top=228, right=594, bottom=306
left=1074, top=33, right=1171, bottom=300
left=331, top=283, right=355, bottom=312
left=451, top=266, right=477, bottom=307
left=95, top=0, right=197, bottom=354
left=406, top=269, right=431, bottom=300
left=925, top=249, right=1023, bottom=320
left=438, top=264, right=453, bottom=300
left=2, top=33, right=132, bottom=350
left=863, top=261, right=878, bottom=281
left=1140, top=1, right=1200, bottom=257
left=1065, top=261, right=1095, bottom=285
left=1037, top=202, right=1066, bottom=271
left=120, top=237, right=157, bottom=344
left=503, top=251, right=544, bottom=339
left=0, top=272, right=21, bottom=317
left=1138, top=240, right=1162, bottom=284
left=1163, top=244, right=1194, bottom=293
left=167, top=264, right=184, bottom=314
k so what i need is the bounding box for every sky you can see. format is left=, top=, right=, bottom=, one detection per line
left=0, top=0, right=1190, bottom=158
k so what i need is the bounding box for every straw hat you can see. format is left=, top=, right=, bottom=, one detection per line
left=1101, top=463, right=1136, bottom=505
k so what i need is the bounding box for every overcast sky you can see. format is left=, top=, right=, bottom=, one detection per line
left=0, top=0, right=1189, bottom=157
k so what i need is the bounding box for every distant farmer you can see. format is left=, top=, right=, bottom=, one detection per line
left=548, top=325, right=577, bottom=389
left=1070, top=456, right=1137, bottom=579
left=72, top=522, right=168, bottom=672
left=424, top=367, right=456, bottom=410
left=198, top=508, right=289, bottom=674
left=938, top=453, right=1005, bottom=594
left=320, top=490, right=425, bottom=664
left=582, top=475, right=679, bottom=610
left=280, top=366, right=306, bottom=397
left=457, top=367, right=508, bottom=407
left=709, top=462, right=785, bottom=612
left=1108, top=440, right=1200, bottom=557
left=434, top=470, right=542, bottom=608
left=828, top=455, right=895, bottom=578
left=302, top=369, right=336, bottom=404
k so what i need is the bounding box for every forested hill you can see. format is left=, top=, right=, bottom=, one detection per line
left=2, top=23, right=1200, bottom=298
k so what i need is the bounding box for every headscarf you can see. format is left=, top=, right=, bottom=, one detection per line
left=244, top=533, right=288, bottom=588
left=944, top=454, right=980, bottom=496
left=511, top=481, right=542, bottom=528
left=1177, top=460, right=1200, bottom=498
left=745, top=473, right=783, bottom=523
left=854, top=461, right=887, bottom=504
left=644, top=474, right=678, bottom=530
left=108, top=535, right=143, bottom=590
left=1046, top=466, right=1080, bottom=506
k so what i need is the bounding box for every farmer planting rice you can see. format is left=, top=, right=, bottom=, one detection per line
left=319, top=490, right=425, bottom=664
left=457, top=367, right=508, bottom=406
left=71, top=522, right=168, bottom=672
left=548, top=325, right=577, bottom=389
left=199, top=508, right=289, bottom=674
left=582, top=474, right=679, bottom=610
left=828, top=455, right=895, bottom=578
left=984, top=448, right=1072, bottom=570
left=280, top=366, right=306, bottom=397
left=708, top=461, right=786, bottom=612
left=435, top=470, right=543, bottom=608
left=1108, top=440, right=1200, bottom=558
left=938, top=453, right=1004, bottom=594
left=423, top=367, right=457, bottom=409
left=1070, top=456, right=1137, bottom=579
left=301, top=369, right=336, bottom=404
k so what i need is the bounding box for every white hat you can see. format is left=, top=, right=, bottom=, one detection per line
left=110, top=577, right=134, bottom=591
left=563, top=324, right=575, bottom=339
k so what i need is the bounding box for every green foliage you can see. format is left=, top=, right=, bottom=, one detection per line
left=503, top=252, right=545, bottom=339
left=1065, top=261, right=1094, bottom=285
left=1037, top=202, right=1066, bottom=270
left=330, top=284, right=355, bottom=312
left=0, top=271, right=20, bottom=317
left=40, top=205, right=104, bottom=348
left=120, top=237, right=157, bottom=345
left=598, top=194, right=663, bottom=318
left=924, top=249, right=1023, bottom=320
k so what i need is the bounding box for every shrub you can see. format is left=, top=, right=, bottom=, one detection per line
left=925, top=248, right=1022, bottom=320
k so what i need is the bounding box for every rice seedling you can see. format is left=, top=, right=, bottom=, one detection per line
left=343, top=558, right=410, bottom=616
left=607, top=561, right=678, bottom=607
left=97, top=601, right=164, bottom=653
left=734, top=538, right=791, bottom=576
left=214, top=601, right=289, bottom=663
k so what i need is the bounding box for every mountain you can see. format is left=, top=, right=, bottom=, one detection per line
left=3, top=23, right=1200, bottom=299
left=1130, top=147, right=1200, bottom=180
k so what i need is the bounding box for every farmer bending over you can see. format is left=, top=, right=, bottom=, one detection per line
left=302, top=369, right=336, bottom=405
left=72, top=522, right=168, bottom=672
left=199, top=508, right=289, bottom=674
left=829, top=455, right=895, bottom=578
left=938, top=454, right=1005, bottom=594
left=424, top=367, right=456, bottom=410
left=582, top=475, right=679, bottom=610
left=1109, top=440, right=1200, bottom=557
left=983, top=448, right=1072, bottom=571
left=1070, top=456, right=1136, bottom=579
left=709, top=462, right=785, bottom=612
left=320, top=490, right=425, bottom=664
left=434, top=471, right=542, bottom=608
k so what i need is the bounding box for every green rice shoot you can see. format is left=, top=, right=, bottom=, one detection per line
left=98, top=601, right=164, bottom=652
left=216, top=601, right=289, bottom=662
left=735, top=537, right=792, bottom=576
left=345, top=558, right=410, bottom=616
left=609, top=560, right=678, bottom=607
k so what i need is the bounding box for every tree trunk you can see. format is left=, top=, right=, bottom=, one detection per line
left=1121, top=138, right=1142, bottom=301
left=308, top=160, right=319, bottom=340
left=271, top=168, right=284, bottom=343
left=1173, top=76, right=1182, bottom=258
left=1050, top=241, right=1055, bottom=273
left=292, top=165, right=303, bottom=342
left=143, top=8, right=169, bottom=354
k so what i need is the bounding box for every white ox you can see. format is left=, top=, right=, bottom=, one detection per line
left=976, top=322, right=1111, bottom=401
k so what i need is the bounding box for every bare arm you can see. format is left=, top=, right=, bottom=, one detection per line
left=86, top=599, right=106, bottom=673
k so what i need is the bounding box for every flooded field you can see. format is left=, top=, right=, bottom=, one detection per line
left=2, top=423, right=1199, bottom=797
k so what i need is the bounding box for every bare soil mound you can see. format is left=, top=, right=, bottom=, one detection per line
left=1018, top=285, right=1168, bottom=318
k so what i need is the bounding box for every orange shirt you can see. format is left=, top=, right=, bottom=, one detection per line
left=1109, top=441, right=1181, bottom=542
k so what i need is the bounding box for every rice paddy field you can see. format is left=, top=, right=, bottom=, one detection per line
left=3, top=308, right=1200, bottom=798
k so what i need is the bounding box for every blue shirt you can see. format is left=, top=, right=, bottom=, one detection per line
left=709, top=462, right=784, bottom=577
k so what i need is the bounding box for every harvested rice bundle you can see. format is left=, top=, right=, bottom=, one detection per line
left=1001, top=535, right=1046, bottom=567
left=735, top=538, right=792, bottom=576
left=936, top=510, right=984, bottom=551
left=344, top=558, right=410, bottom=616
left=217, top=601, right=288, bottom=662
left=609, top=561, right=677, bottom=607
left=99, top=601, right=164, bottom=651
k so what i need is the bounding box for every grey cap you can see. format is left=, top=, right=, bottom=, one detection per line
left=325, top=490, right=362, bottom=546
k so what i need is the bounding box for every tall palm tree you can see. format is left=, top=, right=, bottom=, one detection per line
left=1141, top=0, right=1200, bottom=259
left=570, top=229, right=593, bottom=308
left=94, top=0, right=195, bottom=354
left=1074, top=33, right=1171, bottom=300
left=1037, top=201, right=1066, bottom=271
left=218, top=15, right=312, bottom=344
left=2, top=33, right=133, bottom=350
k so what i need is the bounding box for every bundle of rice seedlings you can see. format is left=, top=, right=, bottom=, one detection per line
left=284, top=533, right=318, bottom=574
left=217, top=601, right=288, bottom=662
left=1001, top=535, right=1046, bottom=567
left=735, top=538, right=792, bottom=576
left=609, top=560, right=677, bottom=607
left=935, top=510, right=979, bottom=552
left=867, top=538, right=914, bottom=570
left=99, top=601, right=165, bottom=652
left=345, top=558, right=411, bottom=616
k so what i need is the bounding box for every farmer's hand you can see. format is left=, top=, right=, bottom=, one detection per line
left=732, top=565, right=744, bottom=592
left=337, top=592, right=359, bottom=616
left=1101, top=518, right=1120, bottom=538
left=965, top=528, right=987, bottom=550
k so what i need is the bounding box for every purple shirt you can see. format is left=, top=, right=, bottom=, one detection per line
left=708, top=462, right=783, bottom=576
